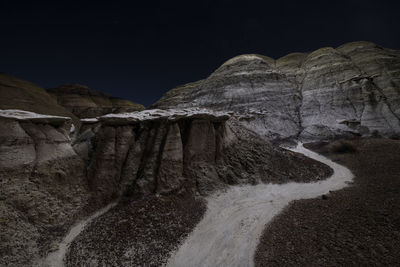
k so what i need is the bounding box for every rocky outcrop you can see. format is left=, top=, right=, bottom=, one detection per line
left=152, top=41, right=400, bottom=140
left=64, top=108, right=332, bottom=265
left=0, top=73, right=79, bottom=125
left=76, top=108, right=332, bottom=199
left=0, top=110, right=90, bottom=266
left=48, top=84, right=145, bottom=119
left=0, top=108, right=332, bottom=265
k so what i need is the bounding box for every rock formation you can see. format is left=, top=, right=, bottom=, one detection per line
left=67, top=108, right=333, bottom=265
left=0, top=72, right=145, bottom=130
left=0, top=73, right=79, bottom=124
left=0, top=108, right=331, bottom=265
left=77, top=108, right=331, bottom=198
left=48, top=84, right=145, bottom=119
left=6, top=41, right=394, bottom=264
left=0, top=110, right=90, bottom=266
left=152, top=41, right=400, bottom=140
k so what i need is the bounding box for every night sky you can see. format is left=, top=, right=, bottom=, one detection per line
left=1, top=0, right=400, bottom=107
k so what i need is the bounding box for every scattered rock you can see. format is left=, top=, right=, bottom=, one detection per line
left=255, top=138, right=400, bottom=266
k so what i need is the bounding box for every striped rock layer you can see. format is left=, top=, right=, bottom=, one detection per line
left=152, top=41, right=400, bottom=140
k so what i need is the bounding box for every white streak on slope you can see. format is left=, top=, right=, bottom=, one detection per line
left=42, top=202, right=117, bottom=267
left=166, top=143, right=354, bottom=267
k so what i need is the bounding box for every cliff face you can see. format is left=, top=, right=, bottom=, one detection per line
left=48, top=84, right=145, bottom=119
left=152, top=41, right=400, bottom=140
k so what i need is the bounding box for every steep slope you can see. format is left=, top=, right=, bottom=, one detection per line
left=152, top=41, right=400, bottom=140
left=0, top=73, right=79, bottom=125
left=48, top=84, right=145, bottom=118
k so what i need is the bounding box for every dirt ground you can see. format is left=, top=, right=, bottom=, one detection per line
left=65, top=193, right=206, bottom=266
left=255, top=138, right=400, bottom=266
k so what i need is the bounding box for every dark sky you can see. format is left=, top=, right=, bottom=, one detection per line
left=1, top=0, right=399, bottom=107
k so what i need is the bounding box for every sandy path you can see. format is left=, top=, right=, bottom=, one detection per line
left=166, top=143, right=354, bottom=267
left=41, top=202, right=117, bottom=267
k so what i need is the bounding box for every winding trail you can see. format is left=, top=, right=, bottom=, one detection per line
left=166, top=143, right=354, bottom=267
left=42, top=202, right=117, bottom=267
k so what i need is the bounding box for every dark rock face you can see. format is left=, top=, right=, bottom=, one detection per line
left=82, top=115, right=227, bottom=199
left=48, top=84, right=145, bottom=118
left=152, top=41, right=400, bottom=141
left=157, top=123, right=184, bottom=194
